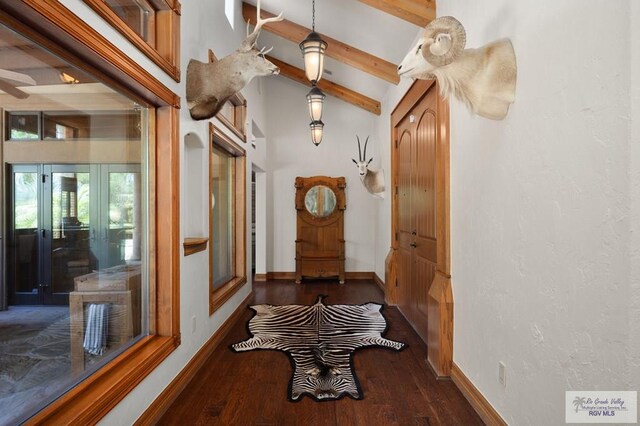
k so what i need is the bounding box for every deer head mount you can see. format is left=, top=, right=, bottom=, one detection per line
left=398, top=16, right=517, bottom=120
left=352, top=136, right=385, bottom=198
left=186, top=0, right=283, bottom=120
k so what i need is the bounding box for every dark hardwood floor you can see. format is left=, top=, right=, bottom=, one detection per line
left=158, top=280, right=483, bottom=425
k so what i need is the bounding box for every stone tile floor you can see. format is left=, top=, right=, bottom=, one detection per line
left=0, top=306, right=73, bottom=425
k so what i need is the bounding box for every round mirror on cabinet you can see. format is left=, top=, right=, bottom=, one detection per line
left=304, top=185, right=337, bottom=218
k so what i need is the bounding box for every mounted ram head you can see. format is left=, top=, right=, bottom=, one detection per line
left=186, top=0, right=283, bottom=120
left=352, top=136, right=385, bottom=198
left=398, top=16, right=517, bottom=120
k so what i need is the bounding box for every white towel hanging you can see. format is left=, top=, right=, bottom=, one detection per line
left=83, top=303, right=109, bottom=356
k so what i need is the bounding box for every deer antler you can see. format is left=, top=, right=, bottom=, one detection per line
left=258, top=46, right=274, bottom=56
left=242, top=0, right=283, bottom=51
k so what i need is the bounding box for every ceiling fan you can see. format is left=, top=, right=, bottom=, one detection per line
left=0, top=68, right=36, bottom=99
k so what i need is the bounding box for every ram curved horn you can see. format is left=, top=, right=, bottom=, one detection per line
left=421, top=16, right=466, bottom=67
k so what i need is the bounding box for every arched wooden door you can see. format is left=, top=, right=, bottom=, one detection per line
left=391, top=79, right=452, bottom=377
left=396, top=87, right=438, bottom=343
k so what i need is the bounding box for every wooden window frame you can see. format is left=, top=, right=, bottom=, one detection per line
left=0, top=1, right=180, bottom=424
left=208, top=49, right=247, bottom=142
left=83, top=0, right=181, bottom=82
left=209, top=123, right=246, bottom=314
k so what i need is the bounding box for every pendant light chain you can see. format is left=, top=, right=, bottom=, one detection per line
left=300, top=0, right=327, bottom=146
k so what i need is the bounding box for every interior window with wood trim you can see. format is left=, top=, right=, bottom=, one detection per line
left=0, top=2, right=179, bottom=424
left=83, top=0, right=181, bottom=81
left=210, top=124, right=246, bottom=313
left=208, top=49, right=247, bottom=142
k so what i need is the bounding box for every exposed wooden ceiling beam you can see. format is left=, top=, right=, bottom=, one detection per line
left=266, top=55, right=381, bottom=116
left=243, top=2, right=399, bottom=85
left=357, top=0, right=435, bottom=27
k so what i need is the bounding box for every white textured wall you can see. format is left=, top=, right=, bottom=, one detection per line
left=435, top=1, right=635, bottom=425
left=264, top=77, right=379, bottom=273
left=630, top=0, right=640, bottom=389
left=375, top=1, right=639, bottom=424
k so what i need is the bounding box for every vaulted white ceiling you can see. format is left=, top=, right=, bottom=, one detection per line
left=244, top=0, right=423, bottom=105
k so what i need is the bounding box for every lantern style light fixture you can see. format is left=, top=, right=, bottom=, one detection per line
left=299, top=0, right=327, bottom=85
left=310, top=120, right=324, bottom=146
left=306, top=85, right=326, bottom=122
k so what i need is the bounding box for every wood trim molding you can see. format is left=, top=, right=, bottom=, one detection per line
left=254, top=273, right=268, bottom=282
left=9, top=0, right=180, bottom=108
left=135, top=292, right=254, bottom=425
left=211, top=124, right=246, bottom=156
left=209, top=124, right=247, bottom=315
left=266, top=272, right=296, bottom=280
left=183, top=237, right=209, bottom=256
left=346, top=272, right=375, bottom=280
left=211, top=277, right=248, bottom=313
left=156, top=106, right=181, bottom=338
left=0, top=4, right=182, bottom=422
left=82, top=0, right=181, bottom=81
left=357, top=0, right=435, bottom=27
left=390, top=79, right=453, bottom=378
left=243, top=2, right=399, bottom=84
left=265, top=272, right=377, bottom=281
left=266, top=56, right=381, bottom=115
left=27, top=336, right=177, bottom=425
left=427, top=272, right=453, bottom=377
left=384, top=248, right=398, bottom=305
left=391, top=79, right=435, bottom=128
left=373, top=273, right=385, bottom=293
left=216, top=113, right=247, bottom=143
left=451, top=363, right=508, bottom=426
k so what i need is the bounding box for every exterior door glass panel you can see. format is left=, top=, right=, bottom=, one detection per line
left=10, top=168, right=40, bottom=302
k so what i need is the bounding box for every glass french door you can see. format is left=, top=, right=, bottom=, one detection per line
left=8, top=164, right=140, bottom=305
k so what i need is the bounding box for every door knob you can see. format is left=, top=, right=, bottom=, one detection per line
left=410, top=243, right=417, bottom=248
left=411, top=230, right=417, bottom=235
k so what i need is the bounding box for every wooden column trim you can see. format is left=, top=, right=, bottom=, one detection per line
left=384, top=248, right=398, bottom=305
left=436, top=85, right=451, bottom=276
left=427, top=272, right=453, bottom=377
left=266, top=56, right=381, bottom=115
left=243, top=2, right=400, bottom=84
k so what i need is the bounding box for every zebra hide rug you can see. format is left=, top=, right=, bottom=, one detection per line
left=231, top=296, right=405, bottom=401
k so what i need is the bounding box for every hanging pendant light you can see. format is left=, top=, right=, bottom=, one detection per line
left=306, top=85, right=326, bottom=122
left=299, top=0, right=327, bottom=85
left=310, top=120, right=324, bottom=146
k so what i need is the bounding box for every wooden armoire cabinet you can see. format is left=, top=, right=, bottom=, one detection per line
left=295, top=176, right=346, bottom=284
